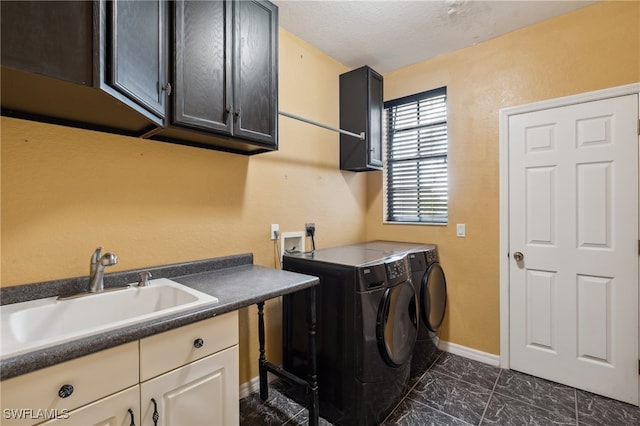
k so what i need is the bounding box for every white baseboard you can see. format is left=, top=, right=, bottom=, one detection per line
left=239, top=343, right=500, bottom=397
left=239, top=372, right=279, bottom=399
left=239, top=375, right=260, bottom=399
left=438, top=340, right=501, bottom=367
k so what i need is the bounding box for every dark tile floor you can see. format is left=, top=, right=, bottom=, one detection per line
left=240, top=351, right=640, bottom=425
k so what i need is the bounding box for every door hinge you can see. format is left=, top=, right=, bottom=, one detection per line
left=637, top=119, right=640, bottom=135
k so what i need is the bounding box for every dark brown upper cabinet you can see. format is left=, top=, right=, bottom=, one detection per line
left=150, top=0, right=278, bottom=152
left=339, top=66, right=384, bottom=171
left=0, top=0, right=278, bottom=155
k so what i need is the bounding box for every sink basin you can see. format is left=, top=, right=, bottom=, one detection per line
left=1, top=278, right=218, bottom=359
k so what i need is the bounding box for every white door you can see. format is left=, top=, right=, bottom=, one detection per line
left=508, top=93, right=639, bottom=404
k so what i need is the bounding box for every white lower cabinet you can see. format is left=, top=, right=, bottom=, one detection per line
left=1, top=342, right=139, bottom=426
left=140, top=346, right=239, bottom=426
left=1, top=311, right=239, bottom=426
left=38, top=386, right=139, bottom=426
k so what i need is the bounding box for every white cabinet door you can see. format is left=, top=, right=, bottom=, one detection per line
left=140, top=345, right=239, bottom=426
left=37, top=386, right=139, bottom=426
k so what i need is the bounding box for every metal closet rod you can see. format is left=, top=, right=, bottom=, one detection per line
left=278, top=110, right=365, bottom=140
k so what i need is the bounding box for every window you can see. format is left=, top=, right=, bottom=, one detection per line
left=384, top=87, right=448, bottom=224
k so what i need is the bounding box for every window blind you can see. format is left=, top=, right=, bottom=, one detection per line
left=384, top=87, right=448, bottom=224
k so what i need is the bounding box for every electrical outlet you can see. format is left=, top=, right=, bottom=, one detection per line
left=305, top=222, right=316, bottom=237
left=271, top=224, right=279, bottom=240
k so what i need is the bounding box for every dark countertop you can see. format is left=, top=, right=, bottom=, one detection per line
left=0, top=254, right=319, bottom=381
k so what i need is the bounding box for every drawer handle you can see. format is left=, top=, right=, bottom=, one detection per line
left=128, top=408, right=136, bottom=426
left=58, top=384, right=74, bottom=398
left=193, top=338, right=205, bottom=349
left=151, top=398, right=159, bottom=426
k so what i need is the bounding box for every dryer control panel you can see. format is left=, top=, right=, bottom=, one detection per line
left=385, top=257, right=409, bottom=286
left=425, top=249, right=439, bottom=265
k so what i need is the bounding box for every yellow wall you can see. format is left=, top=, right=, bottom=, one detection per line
left=2, top=1, right=639, bottom=385
left=1, top=29, right=360, bottom=384
left=366, top=0, right=640, bottom=354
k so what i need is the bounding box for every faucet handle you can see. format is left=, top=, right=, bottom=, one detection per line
left=137, top=271, right=153, bottom=287
left=91, top=247, right=103, bottom=264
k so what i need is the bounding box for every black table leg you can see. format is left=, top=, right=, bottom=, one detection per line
left=306, top=286, right=319, bottom=426
left=256, top=288, right=319, bottom=424
left=258, top=301, right=268, bottom=401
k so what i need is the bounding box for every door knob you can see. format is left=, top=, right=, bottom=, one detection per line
left=513, top=252, right=524, bottom=262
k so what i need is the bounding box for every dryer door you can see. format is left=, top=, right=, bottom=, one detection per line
left=376, top=281, right=418, bottom=367
left=421, top=263, right=447, bottom=332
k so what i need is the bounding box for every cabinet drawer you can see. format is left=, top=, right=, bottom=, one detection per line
left=0, top=342, right=138, bottom=426
left=38, top=385, right=139, bottom=426
left=140, top=311, right=238, bottom=381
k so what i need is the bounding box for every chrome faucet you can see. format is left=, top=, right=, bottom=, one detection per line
left=88, top=247, right=118, bottom=293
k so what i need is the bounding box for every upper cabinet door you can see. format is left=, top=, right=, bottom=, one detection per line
left=173, top=1, right=232, bottom=133
left=232, top=0, right=278, bottom=147
left=339, top=66, right=384, bottom=171
left=110, top=0, right=167, bottom=118
left=367, top=72, right=384, bottom=167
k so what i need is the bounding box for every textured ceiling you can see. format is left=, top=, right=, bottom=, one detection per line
left=273, top=0, right=596, bottom=73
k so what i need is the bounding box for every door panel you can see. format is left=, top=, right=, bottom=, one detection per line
left=173, top=0, right=232, bottom=133
left=525, top=269, right=554, bottom=350
left=576, top=274, right=611, bottom=362
left=576, top=162, right=611, bottom=248
left=233, top=0, right=278, bottom=145
left=141, top=346, right=239, bottom=426
left=509, top=93, right=638, bottom=405
left=110, top=0, right=167, bottom=117
left=525, top=166, right=556, bottom=245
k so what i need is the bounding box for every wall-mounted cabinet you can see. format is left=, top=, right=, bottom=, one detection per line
left=339, top=66, right=384, bottom=171
left=0, top=0, right=278, bottom=155
left=149, top=0, right=278, bottom=151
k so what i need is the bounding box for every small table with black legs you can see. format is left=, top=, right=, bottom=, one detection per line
left=256, top=285, right=319, bottom=426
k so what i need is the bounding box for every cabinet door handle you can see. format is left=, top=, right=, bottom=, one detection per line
left=58, top=384, right=74, bottom=398
left=162, top=82, right=172, bottom=96
left=151, top=398, right=159, bottom=426
left=234, top=108, right=240, bottom=117
left=158, top=81, right=172, bottom=97
left=128, top=408, right=136, bottom=426
left=193, top=338, right=204, bottom=348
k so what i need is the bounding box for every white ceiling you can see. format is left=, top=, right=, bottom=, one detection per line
left=273, top=0, right=596, bottom=73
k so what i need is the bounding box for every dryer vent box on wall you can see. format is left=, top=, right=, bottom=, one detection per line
left=339, top=65, right=384, bottom=172
left=281, top=231, right=305, bottom=261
